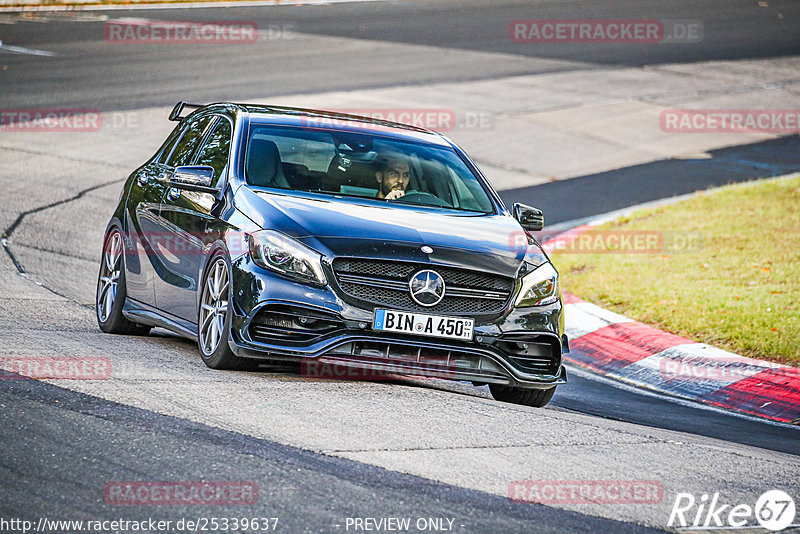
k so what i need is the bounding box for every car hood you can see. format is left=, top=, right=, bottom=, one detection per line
left=235, top=187, right=548, bottom=278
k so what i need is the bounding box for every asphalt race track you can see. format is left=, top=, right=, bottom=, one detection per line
left=1, top=0, right=799, bottom=110
left=1, top=1, right=799, bottom=532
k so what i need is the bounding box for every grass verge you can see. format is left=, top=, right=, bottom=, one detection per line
left=550, top=175, right=800, bottom=366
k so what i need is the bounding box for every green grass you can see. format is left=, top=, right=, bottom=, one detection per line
left=551, top=175, right=800, bottom=366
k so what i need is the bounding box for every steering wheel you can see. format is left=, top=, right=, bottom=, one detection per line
left=393, top=190, right=450, bottom=207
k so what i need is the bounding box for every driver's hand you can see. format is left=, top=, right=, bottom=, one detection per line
left=385, top=189, right=406, bottom=200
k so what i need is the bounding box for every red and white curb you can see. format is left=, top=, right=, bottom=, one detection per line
left=559, top=292, right=799, bottom=424
left=540, top=201, right=799, bottom=425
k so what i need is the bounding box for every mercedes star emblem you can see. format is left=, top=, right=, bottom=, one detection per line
left=409, top=270, right=446, bottom=307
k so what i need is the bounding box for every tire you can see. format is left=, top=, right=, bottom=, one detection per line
left=96, top=228, right=151, bottom=335
left=489, top=384, right=556, bottom=408
left=197, top=253, right=258, bottom=371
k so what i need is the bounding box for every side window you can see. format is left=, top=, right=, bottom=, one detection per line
left=156, top=125, right=183, bottom=165
left=194, top=118, right=232, bottom=187
left=166, top=115, right=214, bottom=168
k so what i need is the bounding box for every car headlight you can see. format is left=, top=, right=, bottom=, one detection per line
left=247, top=230, right=326, bottom=285
left=515, top=262, right=559, bottom=307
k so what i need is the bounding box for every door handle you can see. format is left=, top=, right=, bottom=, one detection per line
left=167, top=187, right=181, bottom=200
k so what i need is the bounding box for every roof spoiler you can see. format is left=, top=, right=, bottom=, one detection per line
left=169, top=101, right=204, bottom=122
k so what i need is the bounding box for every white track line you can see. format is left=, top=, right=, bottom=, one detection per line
left=0, top=39, right=56, bottom=56
left=1, top=0, right=387, bottom=14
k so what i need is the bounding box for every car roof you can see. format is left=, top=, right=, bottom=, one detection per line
left=195, top=102, right=454, bottom=147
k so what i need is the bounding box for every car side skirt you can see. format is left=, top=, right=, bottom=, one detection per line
left=123, top=297, right=198, bottom=340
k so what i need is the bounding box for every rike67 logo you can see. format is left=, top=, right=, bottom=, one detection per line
left=668, top=490, right=796, bottom=531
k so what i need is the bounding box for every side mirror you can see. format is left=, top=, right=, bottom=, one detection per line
left=172, top=165, right=214, bottom=188
left=513, top=203, right=544, bottom=232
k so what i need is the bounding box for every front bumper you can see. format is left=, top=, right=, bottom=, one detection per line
left=228, top=256, right=567, bottom=389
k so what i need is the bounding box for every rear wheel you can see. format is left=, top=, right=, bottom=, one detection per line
left=96, top=228, right=151, bottom=335
left=489, top=384, right=556, bottom=408
left=198, top=254, right=258, bottom=371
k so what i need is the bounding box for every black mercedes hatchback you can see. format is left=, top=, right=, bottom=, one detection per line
left=97, top=102, right=567, bottom=407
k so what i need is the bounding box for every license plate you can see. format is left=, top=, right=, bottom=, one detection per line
left=373, top=309, right=474, bottom=341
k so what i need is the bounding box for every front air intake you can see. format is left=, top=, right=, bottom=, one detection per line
left=249, top=305, right=345, bottom=345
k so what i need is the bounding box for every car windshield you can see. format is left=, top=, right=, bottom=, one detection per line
left=245, top=125, right=495, bottom=214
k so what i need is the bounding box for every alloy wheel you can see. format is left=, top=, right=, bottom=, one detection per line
left=199, top=258, right=229, bottom=355
left=97, top=231, right=122, bottom=323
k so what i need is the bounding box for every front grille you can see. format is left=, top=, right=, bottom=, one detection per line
left=249, top=304, right=345, bottom=345
left=332, top=258, right=514, bottom=316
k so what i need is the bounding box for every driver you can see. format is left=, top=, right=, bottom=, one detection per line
left=374, top=153, right=411, bottom=200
